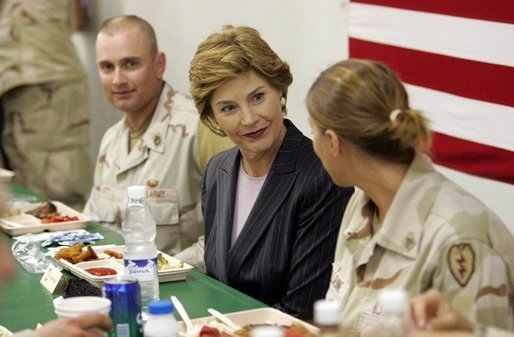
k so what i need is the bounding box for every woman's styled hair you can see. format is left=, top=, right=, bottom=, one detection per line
left=306, top=59, right=432, bottom=164
left=189, top=25, right=293, bottom=136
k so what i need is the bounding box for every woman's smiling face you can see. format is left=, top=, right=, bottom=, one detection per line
left=210, top=71, right=285, bottom=161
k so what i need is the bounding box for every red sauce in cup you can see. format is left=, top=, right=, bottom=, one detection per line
left=84, top=267, right=118, bottom=276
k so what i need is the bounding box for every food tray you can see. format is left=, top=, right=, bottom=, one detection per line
left=0, top=168, right=14, bottom=183
left=0, top=201, right=89, bottom=236
left=54, top=245, right=193, bottom=288
left=57, top=258, right=124, bottom=288
left=178, top=307, right=319, bottom=336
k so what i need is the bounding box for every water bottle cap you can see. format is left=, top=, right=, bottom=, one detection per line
left=378, top=288, right=408, bottom=314
left=313, top=299, right=341, bottom=326
left=250, top=325, right=284, bottom=337
left=127, top=185, right=146, bottom=199
left=148, top=300, right=173, bottom=314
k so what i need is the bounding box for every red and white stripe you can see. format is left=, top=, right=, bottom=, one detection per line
left=348, top=0, right=514, bottom=184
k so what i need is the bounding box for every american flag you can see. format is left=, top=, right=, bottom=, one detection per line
left=348, top=0, right=514, bottom=185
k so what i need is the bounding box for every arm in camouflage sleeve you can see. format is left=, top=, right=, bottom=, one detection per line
left=432, top=238, right=513, bottom=331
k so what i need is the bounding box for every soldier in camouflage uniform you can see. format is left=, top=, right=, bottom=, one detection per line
left=0, top=0, right=91, bottom=209
left=84, top=16, right=234, bottom=259
left=305, top=59, right=514, bottom=336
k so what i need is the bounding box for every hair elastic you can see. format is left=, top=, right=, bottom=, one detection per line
left=389, top=109, right=402, bottom=122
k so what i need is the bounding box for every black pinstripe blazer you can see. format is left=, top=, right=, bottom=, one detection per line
left=202, top=120, right=353, bottom=318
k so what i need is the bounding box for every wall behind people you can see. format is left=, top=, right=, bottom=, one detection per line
left=71, top=0, right=347, bottom=155
left=71, top=0, right=513, bottom=231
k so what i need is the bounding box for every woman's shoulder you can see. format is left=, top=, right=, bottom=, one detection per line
left=205, top=147, right=239, bottom=173
left=431, top=177, right=505, bottom=233
left=423, top=177, right=514, bottom=264
left=282, top=119, right=320, bottom=164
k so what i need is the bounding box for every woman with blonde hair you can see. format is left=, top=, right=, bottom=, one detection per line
left=186, top=25, right=353, bottom=318
left=306, top=59, right=514, bottom=335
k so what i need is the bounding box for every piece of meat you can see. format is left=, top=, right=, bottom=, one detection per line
left=104, top=249, right=123, bottom=259
left=54, top=243, right=85, bottom=262
left=86, top=245, right=99, bottom=259
left=26, top=201, right=58, bottom=219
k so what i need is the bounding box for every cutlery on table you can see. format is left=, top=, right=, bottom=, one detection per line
left=207, top=308, right=242, bottom=331
left=171, top=295, right=194, bottom=334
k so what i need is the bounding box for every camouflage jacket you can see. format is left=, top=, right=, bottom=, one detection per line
left=326, top=153, right=514, bottom=336
left=0, top=0, right=86, bottom=95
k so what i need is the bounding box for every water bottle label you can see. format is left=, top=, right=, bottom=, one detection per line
left=124, top=258, right=158, bottom=281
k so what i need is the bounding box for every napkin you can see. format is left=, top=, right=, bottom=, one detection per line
left=40, top=231, right=104, bottom=247
left=14, top=229, right=88, bottom=243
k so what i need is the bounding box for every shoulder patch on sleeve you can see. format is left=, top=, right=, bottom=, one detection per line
left=447, top=243, right=475, bottom=287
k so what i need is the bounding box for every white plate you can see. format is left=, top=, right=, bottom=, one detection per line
left=178, top=307, right=319, bottom=336
left=54, top=245, right=193, bottom=288
left=0, top=201, right=89, bottom=236
left=0, top=168, right=14, bottom=183
left=0, top=324, right=13, bottom=337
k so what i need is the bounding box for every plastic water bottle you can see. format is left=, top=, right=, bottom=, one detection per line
left=374, top=288, right=413, bottom=337
left=144, top=300, right=178, bottom=337
left=123, top=185, right=159, bottom=309
left=314, top=299, right=343, bottom=337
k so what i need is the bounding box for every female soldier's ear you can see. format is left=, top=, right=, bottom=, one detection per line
left=325, top=129, right=343, bottom=157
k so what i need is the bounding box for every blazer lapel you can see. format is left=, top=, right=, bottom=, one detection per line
left=227, top=120, right=303, bottom=276
left=211, top=149, right=240, bottom=282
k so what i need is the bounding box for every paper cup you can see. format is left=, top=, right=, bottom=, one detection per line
left=53, top=296, right=111, bottom=336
